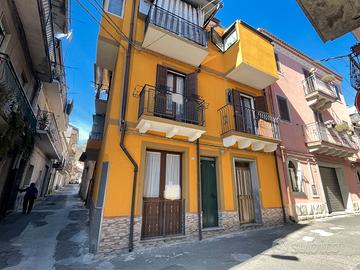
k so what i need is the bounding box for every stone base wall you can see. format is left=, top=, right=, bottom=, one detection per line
left=295, top=203, right=329, bottom=221
left=261, top=208, right=285, bottom=226
left=99, top=216, right=142, bottom=254
left=97, top=208, right=285, bottom=253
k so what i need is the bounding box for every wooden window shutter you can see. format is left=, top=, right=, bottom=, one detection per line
left=231, top=89, right=244, bottom=132
left=185, top=72, right=198, bottom=97
left=185, top=72, right=198, bottom=124
left=156, top=65, right=168, bottom=91
left=254, top=95, right=268, bottom=113
left=231, top=89, right=242, bottom=111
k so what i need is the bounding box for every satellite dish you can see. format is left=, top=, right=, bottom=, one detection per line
left=310, top=67, right=317, bottom=73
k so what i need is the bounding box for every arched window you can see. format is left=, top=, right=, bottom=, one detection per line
left=288, top=161, right=300, bottom=192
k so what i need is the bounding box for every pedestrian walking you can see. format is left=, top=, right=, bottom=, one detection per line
left=18, top=183, right=38, bottom=214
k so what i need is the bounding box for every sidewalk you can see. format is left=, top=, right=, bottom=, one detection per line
left=0, top=185, right=89, bottom=270
left=1, top=186, right=360, bottom=270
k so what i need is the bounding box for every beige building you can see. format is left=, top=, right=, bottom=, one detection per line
left=0, top=0, right=71, bottom=217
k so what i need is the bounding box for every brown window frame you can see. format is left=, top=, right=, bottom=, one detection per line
left=277, top=95, right=291, bottom=122
left=144, top=149, right=182, bottom=200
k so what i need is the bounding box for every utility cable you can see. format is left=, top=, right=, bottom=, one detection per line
left=90, top=0, right=141, bottom=50
left=74, top=0, right=125, bottom=49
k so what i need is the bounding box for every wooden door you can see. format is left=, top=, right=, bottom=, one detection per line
left=201, top=157, right=219, bottom=228
left=142, top=151, right=184, bottom=239
left=235, top=163, right=255, bottom=224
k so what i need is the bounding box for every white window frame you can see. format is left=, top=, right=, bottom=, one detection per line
left=104, top=0, right=126, bottom=18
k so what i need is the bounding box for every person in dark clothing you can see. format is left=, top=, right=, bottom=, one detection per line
left=18, top=183, right=38, bottom=214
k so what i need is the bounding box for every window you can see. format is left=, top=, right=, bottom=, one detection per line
left=277, top=96, right=290, bottom=122
left=275, top=53, right=282, bottom=73
left=105, top=0, right=125, bottom=17
left=334, top=85, right=341, bottom=100
left=144, top=150, right=181, bottom=200
left=313, top=110, right=323, bottom=123
left=223, top=29, right=237, bottom=51
left=288, top=161, right=305, bottom=193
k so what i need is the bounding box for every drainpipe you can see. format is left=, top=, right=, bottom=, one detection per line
left=265, top=85, right=287, bottom=223
left=196, top=139, right=202, bottom=240
left=274, top=148, right=287, bottom=224
left=118, top=0, right=138, bottom=252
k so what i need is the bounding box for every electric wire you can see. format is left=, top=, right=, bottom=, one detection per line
left=86, top=0, right=137, bottom=48
left=74, top=0, right=125, bottom=49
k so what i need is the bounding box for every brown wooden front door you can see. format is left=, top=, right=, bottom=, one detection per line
left=141, top=150, right=184, bottom=239
left=235, top=162, right=255, bottom=224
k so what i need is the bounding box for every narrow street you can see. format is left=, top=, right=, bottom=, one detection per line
left=0, top=185, right=360, bottom=270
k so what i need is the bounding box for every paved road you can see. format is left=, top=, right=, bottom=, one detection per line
left=0, top=185, right=360, bottom=270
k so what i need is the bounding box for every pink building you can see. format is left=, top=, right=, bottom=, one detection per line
left=261, top=30, right=360, bottom=221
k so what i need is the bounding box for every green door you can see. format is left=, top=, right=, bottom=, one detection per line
left=201, top=157, right=219, bottom=228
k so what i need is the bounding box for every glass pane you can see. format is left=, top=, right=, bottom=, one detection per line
left=144, top=152, right=161, bottom=198
left=107, top=0, right=124, bottom=16
left=164, top=154, right=181, bottom=200
left=224, top=30, right=237, bottom=51
left=175, top=76, right=184, bottom=115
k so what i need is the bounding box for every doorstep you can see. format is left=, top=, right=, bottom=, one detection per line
left=202, top=226, right=225, bottom=232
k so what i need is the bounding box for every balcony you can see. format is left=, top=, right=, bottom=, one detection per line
left=218, top=104, right=280, bottom=152
left=302, top=74, right=338, bottom=111
left=85, top=132, right=103, bottom=161
left=36, top=110, right=63, bottom=160
left=142, top=4, right=208, bottom=66
left=0, top=54, right=37, bottom=132
left=304, top=122, right=358, bottom=158
left=211, top=21, right=278, bottom=90
left=14, top=0, right=57, bottom=82
left=137, top=85, right=206, bottom=142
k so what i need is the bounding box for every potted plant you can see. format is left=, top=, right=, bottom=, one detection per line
left=38, top=112, right=49, bottom=130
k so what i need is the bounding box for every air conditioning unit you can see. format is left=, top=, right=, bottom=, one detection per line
left=139, top=0, right=151, bottom=19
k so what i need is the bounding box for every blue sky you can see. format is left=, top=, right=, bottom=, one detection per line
left=63, top=0, right=358, bottom=143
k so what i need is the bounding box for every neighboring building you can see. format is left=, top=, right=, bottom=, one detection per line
left=0, top=0, right=70, bottom=217
left=295, top=0, right=360, bottom=42
left=260, top=29, right=360, bottom=221
left=86, top=0, right=286, bottom=253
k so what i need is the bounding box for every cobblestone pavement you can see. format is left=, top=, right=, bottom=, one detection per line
left=0, top=185, right=360, bottom=270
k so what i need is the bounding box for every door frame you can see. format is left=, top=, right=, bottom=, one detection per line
left=232, top=157, right=262, bottom=224
left=200, top=156, right=220, bottom=229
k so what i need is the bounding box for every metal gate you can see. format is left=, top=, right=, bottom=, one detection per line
left=235, top=164, right=255, bottom=224
left=319, top=166, right=345, bottom=213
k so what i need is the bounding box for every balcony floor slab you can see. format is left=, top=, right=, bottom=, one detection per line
left=143, top=24, right=208, bottom=67
left=137, top=115, right=206, bottom=142
left=222, top=133, right=279, bottom=153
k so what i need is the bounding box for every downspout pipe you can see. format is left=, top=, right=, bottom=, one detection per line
left=196, top=139, right=202, bottom=240
left=118, top=0, right=138, bottom=252
left=274, top=147, right=287, bottom=224
left=265, top=85, right=287, bottom=224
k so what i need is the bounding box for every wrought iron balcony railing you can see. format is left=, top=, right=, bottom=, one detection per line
left=147, top=5, right=207, bottom=47
left=37, top=110, right=63, bottom=158
left=304, top=122, right=358, bottom=150
left=218, top=104, right=280, bottom=140
left=0, top=53, right=37, bottom=131
left=138, top=85, right=205, bottom=126
left=302, top=74, right=337, bottom=98
left=89, top=132, right=103, bottom=141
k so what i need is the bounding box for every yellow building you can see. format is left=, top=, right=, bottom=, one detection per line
left=86, top=0, right=285, bottom=253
